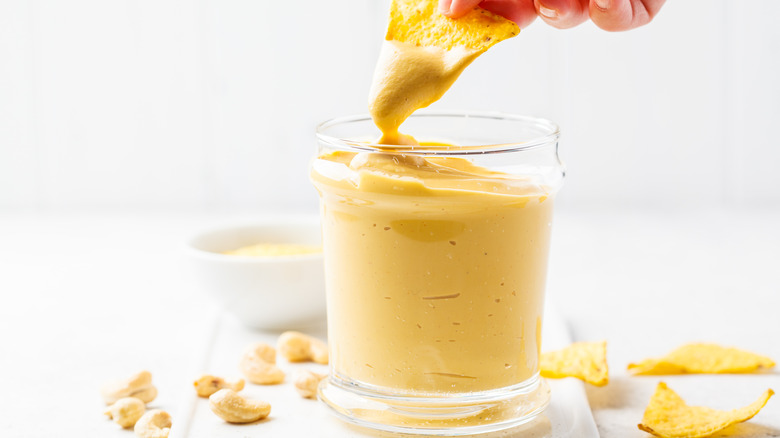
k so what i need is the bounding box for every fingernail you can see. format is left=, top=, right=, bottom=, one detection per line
left=594, top=0, right=610, bottom=10
left=538, top=5, right=558, bottom=19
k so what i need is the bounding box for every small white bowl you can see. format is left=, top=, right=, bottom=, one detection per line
left=186, top=217, right=326, bottom=330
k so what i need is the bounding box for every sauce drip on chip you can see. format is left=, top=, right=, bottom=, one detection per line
left=369, top=0, right=519, bottom=145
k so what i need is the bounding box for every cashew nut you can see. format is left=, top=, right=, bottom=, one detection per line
left=101, top=370, right=158, bottom=405
left=209, top=389, right=271, bottom=424
left=239, top=343, right=285, bottom=384
left=104, top=397, right=146, bottom=428
left=294, top=370, right=327, bottom=399
left=278, top=331, right=329, bottom=364
left=134, top=409, right=171, bottom=438
left=193, top=374, right=245, bottom=398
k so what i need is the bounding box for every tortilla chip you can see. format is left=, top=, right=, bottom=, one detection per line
left=638, top=382, right=774, bottom=438
left=628, top=343, right=776, bottom=375
left=387, top=0, right=519, bottom=52
left=540, top=341, right=609, bottom=386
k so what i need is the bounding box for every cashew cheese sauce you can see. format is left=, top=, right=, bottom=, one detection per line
left=312, top=39, right=552, bottom=393
left=311, top=150, right=553, bottom=393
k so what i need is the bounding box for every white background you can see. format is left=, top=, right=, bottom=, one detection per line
left=2, top=2, right=780, bottom=436
left=2, top=0, right=779, bottom=213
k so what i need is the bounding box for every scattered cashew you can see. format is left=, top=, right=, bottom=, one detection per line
left=193, top=374, right=245, bottom=398
left=134, top=409, right=171, bottom=438
left=294, top=370, right=327, bottom=399
left=239, top=343, right=285, bottom=384
left=101, top=370, right=158, bottom=405
left=278, top=331, right=329, bottom=364
left=104, top=397, right=146, bottom=428
left=209, top=389, right=271, bottom=424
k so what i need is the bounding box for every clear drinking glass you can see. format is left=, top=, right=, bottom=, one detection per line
left=310, top=111, right=565, bottom=435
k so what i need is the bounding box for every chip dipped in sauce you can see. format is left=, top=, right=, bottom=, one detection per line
left=369, top=0, right=518, bottom=145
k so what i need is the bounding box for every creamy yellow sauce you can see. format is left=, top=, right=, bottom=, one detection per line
left=223, top=243, right=321, bottom=257
left=368, top=40, right=480, bottom=145
left=312, top=151, right=552, bottom=393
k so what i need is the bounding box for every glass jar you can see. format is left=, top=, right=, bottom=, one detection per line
left=310, top=111, right=564, bottom=435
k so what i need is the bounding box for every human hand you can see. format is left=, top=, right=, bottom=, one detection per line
left=439, top=0, right=666, bottom=31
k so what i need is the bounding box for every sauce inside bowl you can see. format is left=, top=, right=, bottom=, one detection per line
left=222, top=243, right=322, bottom=257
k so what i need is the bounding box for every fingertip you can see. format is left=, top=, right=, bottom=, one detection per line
left=534, top=0, right=590, bottom=30
left=480, top=0, right=538, bottom=29
left=588, top=0, right=631, bottom=31
left=589, top=0, right=663, bottom=31
left=439, top=0, right=454, bottom=15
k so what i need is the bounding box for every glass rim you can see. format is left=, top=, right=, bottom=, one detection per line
left=315, top=110, right=560, bottom=156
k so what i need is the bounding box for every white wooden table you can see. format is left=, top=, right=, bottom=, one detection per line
left=1, top=207, right=778, bottom=437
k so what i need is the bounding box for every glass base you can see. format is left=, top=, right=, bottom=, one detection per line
left=318, top=374, right=551, bottom=436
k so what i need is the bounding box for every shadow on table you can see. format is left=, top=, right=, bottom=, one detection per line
left=711, top=422, right=780, bottom=437
left=585, top=376, right=648, bottom=410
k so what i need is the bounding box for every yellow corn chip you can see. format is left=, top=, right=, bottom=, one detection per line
left=638, top=382, right=774, bottom=438
left=387, top=0, right=519, bottom=51
left=540, top=341, right=609, bottom=386
left=628, top=343, right=775, bottom=375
